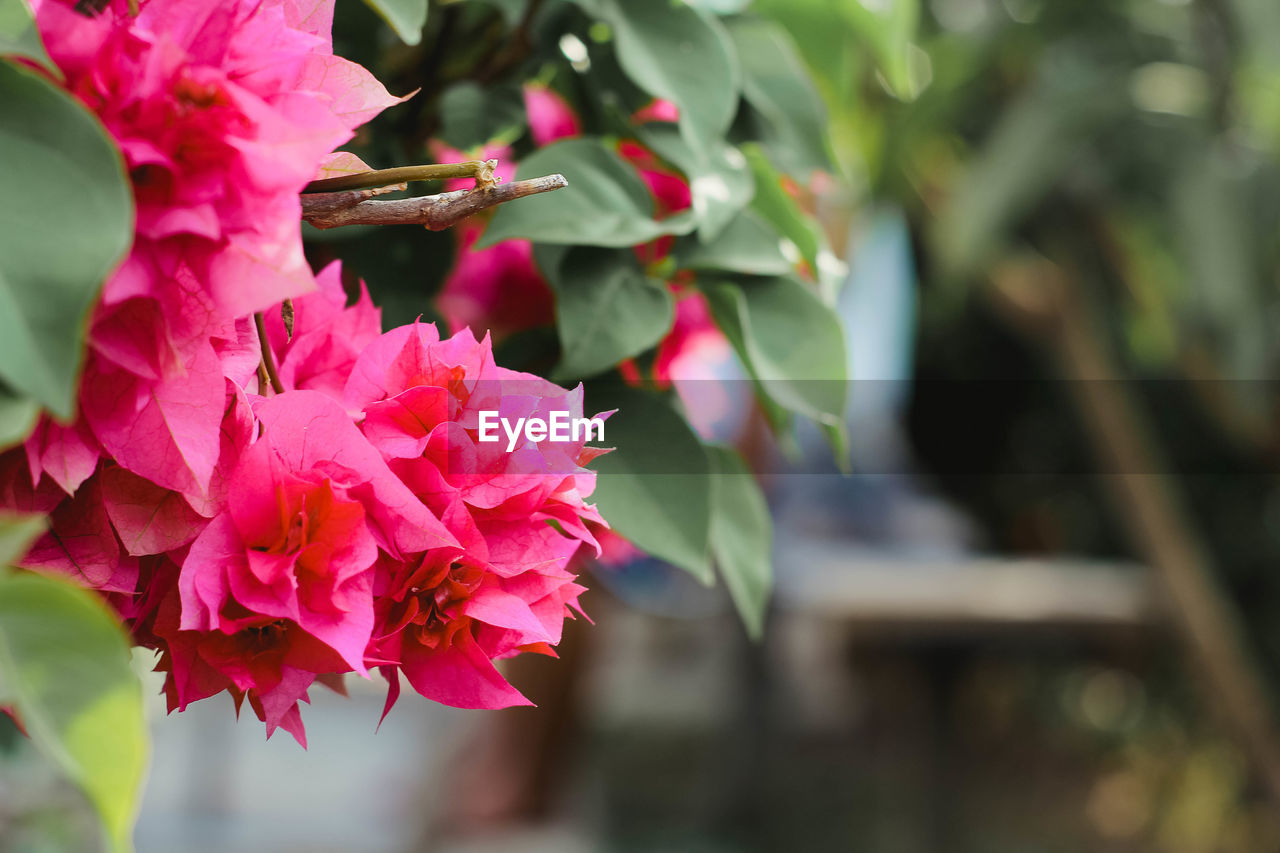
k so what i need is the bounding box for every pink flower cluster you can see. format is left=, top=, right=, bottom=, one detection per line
left=4, top=0, right=606, bottom=744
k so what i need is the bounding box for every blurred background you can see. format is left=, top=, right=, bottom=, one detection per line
left=9, top=0, right=1280, bottom=849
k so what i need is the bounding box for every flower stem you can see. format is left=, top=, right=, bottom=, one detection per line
left=302, top=161, right=498, bottom=195
left=254, top=312, right=285, bottom=395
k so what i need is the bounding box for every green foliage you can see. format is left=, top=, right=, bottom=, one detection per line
left=749, top=0, right=924, bottom=176
left=546, top=246, right=674, bottom=380
left=0, top=0, right=52, bottom=74
left=572, top=0, right=740, bottom=158
left=674, top=210, right=793, bottom=277
left=707, top=445, right=771, bottom=638
left=588, top=385, right=713, bottom=583
left=0, top=60, right=132, bottom=419
left=840, top=0, right=920, bottom=101
left=742, top=144, right=823, bottom=275
left=725, top=16, right=829, bottom=175
left=480, top=138, right=683, bottom=247
left=362, top=0, right=428, bottom=44
left=635, top=123, right=752, bottom=242
left=0, top=570, right=149, bottom=853
left=702, top=276, right=847, bottom=426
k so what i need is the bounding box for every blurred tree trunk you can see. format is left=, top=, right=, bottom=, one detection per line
left=988, top=256, right=1280, bottom=817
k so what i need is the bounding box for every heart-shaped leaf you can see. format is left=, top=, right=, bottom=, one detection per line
left=549, top=246, right=674, bottom=380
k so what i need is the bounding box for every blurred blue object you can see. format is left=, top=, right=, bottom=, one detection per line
left=780, top=205, right=974, bottom=553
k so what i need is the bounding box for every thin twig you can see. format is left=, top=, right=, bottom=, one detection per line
left=301, top=174, right=567, bottom=230
left=303, top=161, right=497, bottom=194
left=254, top=312, right=285, bottom=395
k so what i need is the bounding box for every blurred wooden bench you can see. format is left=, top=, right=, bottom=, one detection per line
left=773, top=542, right=1159, bottom=633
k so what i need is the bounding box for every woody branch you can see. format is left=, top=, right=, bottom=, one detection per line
left=299, top=160, right=566, bottom=231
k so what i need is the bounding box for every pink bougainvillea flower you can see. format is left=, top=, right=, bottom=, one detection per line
left=372, top=553, right=542, bottom=711
left=523, top=83, right=581, bottom=147
left=617, top=140, right=693, bottom=267
left=344, top=323, right=603, bottom=710
left=20, top=474, right=141, bottom=595
left=100, top=465, right=208, bottom=557
left=153, top=579, right=351, bottom=746
left=345, top=323, right=605, bottom=524
left=370, top=535, right=590, bottom=711
left=80, top=334, right=226, bottom=504
left=652, top=287, right=722, bottom=384
left=633, top=98, right=680, bottom=125
left=75, top=264, right=266, bottom=515
left=22, top=0, right=410, bottom=551
left=33, top=0, right=405, bottom=319
left=178, top=390, right=458, bottom=674
left=2, top=0, right=620, bottom=744
left=22, top=417, right=101, bottom=497
left=436, top=228, right=555, bottom=340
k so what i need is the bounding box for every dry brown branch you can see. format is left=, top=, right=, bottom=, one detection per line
left=300, top=174, right=566, bottom=231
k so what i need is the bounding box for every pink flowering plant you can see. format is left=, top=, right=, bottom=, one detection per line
left=0, top=0, right=842, bottom=849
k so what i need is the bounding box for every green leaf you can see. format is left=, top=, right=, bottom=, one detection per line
left=479, top=138, right=682, bottom=248
left=0, top=61, right=133, bottom=419
left=549, top=246, right=674, bottom=380
left=703, top=276, right=847, bottom=424
left=707, top=445, right=771, bottom=638
left=588, top=384, right=712, bottom=582
left=637, top=122, right=752, bottom=242
left=0, top=570, right=148, bottom=853
left=675, top=209, right=792, bottom=276
left=0, top=0, right=52, bottom=74
left=573, top=0, right=740, bottom=157
left=0, top=512, right=43, bottom=565
left=725, top=16, right=829, bottom=175
left=749, top=0, right=855, bottom=101
left=742, top=144, right=823, bottom=275
left=0, top=389, right=38, bottom=450
left=362, top=0, right=428, bottom=44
